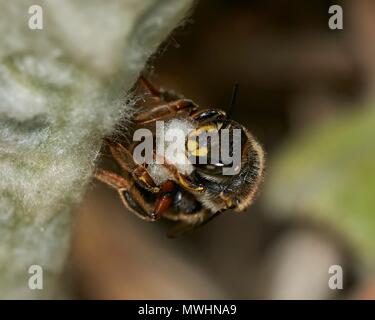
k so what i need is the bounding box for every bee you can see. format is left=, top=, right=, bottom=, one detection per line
left=95, top=76, right=265, bottom=237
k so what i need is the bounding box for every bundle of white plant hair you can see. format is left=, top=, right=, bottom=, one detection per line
left=0, top=0, right=194, bottom=298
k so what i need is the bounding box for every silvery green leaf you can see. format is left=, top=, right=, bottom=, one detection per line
left=0, top=0, right=194, bottom=298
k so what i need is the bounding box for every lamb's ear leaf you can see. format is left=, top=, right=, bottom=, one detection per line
left=0, top=0, right=194, bottom=299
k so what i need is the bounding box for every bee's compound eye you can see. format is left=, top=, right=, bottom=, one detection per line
left=192, top=109, right=226, bottom=122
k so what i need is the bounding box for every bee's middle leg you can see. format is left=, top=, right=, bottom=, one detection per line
left=94, top=169, right=160, bottom=221
left=133, top=99, right=198, bottom=124
left=104, top=138, right=160, bottom=193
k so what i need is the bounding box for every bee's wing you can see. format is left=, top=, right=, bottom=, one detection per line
left=167, top=211, right=222, bottom=238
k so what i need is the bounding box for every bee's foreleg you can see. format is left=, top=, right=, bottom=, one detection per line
left=159, top=158, right=204, bottom=193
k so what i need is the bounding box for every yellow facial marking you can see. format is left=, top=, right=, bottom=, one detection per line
left=189, top=124, right=217, bottom=137
left=191, top=147, right=208, bottom=157
left=187, top=139, right=198, bottom=152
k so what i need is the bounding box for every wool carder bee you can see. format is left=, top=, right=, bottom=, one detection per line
left=95, top=76, right=265, bottom=236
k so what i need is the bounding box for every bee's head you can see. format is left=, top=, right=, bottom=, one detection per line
left=187, top=117, right=246, bottom=176
left=187, top=118, right=265, bottom=213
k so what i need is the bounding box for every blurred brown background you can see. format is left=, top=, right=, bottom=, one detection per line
left=68, top=0, right=375, bottom=299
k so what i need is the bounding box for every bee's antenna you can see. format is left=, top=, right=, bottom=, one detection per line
left=227, top=83, right=239, bottom=118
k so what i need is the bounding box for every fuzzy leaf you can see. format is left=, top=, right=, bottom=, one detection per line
left=0, top=0, right=194, bottom=298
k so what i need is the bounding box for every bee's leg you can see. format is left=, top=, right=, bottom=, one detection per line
left=104, top=137, right=136, bottom=172
left=94, top=169, right=159, bottom=221
left=139, top=76, right=184, bottom=102
left=219, top=191, right=237, bottom=209
left=152, top=180, right=176, bottom=220
left=133, top=99, right=198, bottom=124
left=156, top=155, right=204, bottom=193
left=133, top=166, right=160, bottom=193
left=104, top=138, right=160, bottom=193
left=139, top=76, right=161, bottom=99
left=94, top=168, right=128, bottom=190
